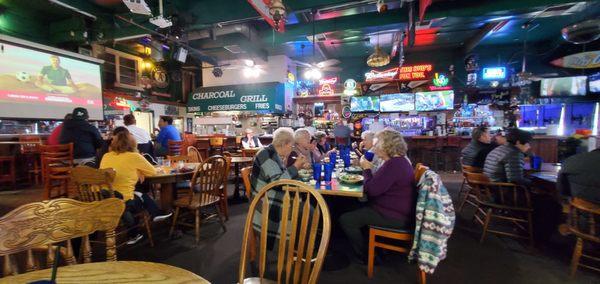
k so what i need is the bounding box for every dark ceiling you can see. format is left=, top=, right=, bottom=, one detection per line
left=1, top=0, right=599, bottom=69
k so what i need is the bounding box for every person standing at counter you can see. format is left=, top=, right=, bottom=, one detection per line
left=483, top=128, right=532, bottom=185
left=155, top=116, right=181, bottom=156
left=333, top=119, right=352, bottom=147
left=461, top=126, right=497, bottom=169
left=59, top=107, right=103, bottom=166
left=241, top=128, right=263, bottom=149
left=48, top=113, right=72, bottom=145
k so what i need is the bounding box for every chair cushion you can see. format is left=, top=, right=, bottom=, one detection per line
left=174, top=194, right=220, bottom=209
left=369, top=225, right=413, bottom=234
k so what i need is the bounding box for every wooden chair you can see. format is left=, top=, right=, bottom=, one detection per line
left=238, top=179, right=331, bottom=284
left=458, top=164, right=483, bottom=213
left=0, top=157, right=16, bottom=190
left=219, top=156, right=232, bottom=220
left=167, top=140, right=184, bottom=156
left=39, top=144, right=74, bottom=199
left=241, top=166, right=253, bottom=199
left=242, top=148, right=260, bottom=158
left=169, top=156, right=227, bottom=244
left=367, top=163, right=428, bottom=283
left=0, top=198, right=124, bottom=276
left=562, top=198, right=600, bottom=277
left=19, top=136, right=42, bottom=185
left=167, top=155, right=190, bottom=164
left=187, top=146, right=203, bottom=163
left=464, top=172, right=534, bottom=247
left=70, top=166, right=154, bottom=247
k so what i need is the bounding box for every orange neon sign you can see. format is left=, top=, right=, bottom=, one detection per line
left=398, top=64, right=433, bottom=80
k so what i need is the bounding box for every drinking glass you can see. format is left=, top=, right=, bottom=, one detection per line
left=312, top=163, right=322, bottom=182
left=364, top=151, right=375, bottom=162
left=323, top=163, right=333, bottom=182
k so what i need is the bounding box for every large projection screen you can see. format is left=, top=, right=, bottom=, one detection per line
left=0, top=39, right=103, bottom=120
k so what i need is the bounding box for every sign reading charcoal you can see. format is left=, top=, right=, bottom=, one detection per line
left=187, top=82, right=285, bottom=113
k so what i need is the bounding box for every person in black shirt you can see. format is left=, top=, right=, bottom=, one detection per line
left=59, top=107, right=103, bottom=166
left=558, top=148, right=600, bottom=204
left=461, top=126, right=496, bottom=169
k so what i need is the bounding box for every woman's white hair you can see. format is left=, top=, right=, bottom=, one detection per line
left=361, top=130, right=375, bottom=141
left=294, top=128, right=311, bottom=142
left=272, top=127, right=295, bottom=147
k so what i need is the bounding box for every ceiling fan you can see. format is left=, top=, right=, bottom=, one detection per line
left=293, top=10, right=343, bottom=79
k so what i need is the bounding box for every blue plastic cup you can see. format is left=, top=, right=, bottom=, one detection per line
left=532, top=156, right=543, bottom=170
left=312, top=163, right=322, bottom=181
left=323, top=163, right=333, bottom=182
left=329, top=152, right=337, bottom=164
left=364, top=151, right=375, bottom=162
left=343, top=155, right=351, bottom=168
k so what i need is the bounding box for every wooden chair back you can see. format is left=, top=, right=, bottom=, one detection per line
left=414, top=163, right=428, bottom=183
left=242, top=148, right=259, bottom=158
left=18, top=136, right=41, bottom=155
left=167, top=155, right=190, bottom=164
left=239, top=179, right=331, bottom=284
left=567, top=198, right=600, bottom=243
left=241, top=166, right=253, bottom=199
left=70, top=166, right=116, bottom=202
left=39, top=143, right=74, bottom=180
left=209, top=137, right=225, bottom=147
left=167, top=140, right=183, bottom=156
left=187, top=146, right=203, bottom=163
left=187, top=156, right=227, bottom=206
left=462, top=164, right=483, bottom=174
left=464, top=172, right=532, bottom=210
left=0, top=198, right=124, bottom=276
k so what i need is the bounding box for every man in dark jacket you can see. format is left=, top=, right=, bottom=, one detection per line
left=483, top=128, right=532, bottom=185
left=461, top=126, right=496, bottom=169
left=558, top=148, right=600, bottom=204
left=59, top=107, right=103, bottom=166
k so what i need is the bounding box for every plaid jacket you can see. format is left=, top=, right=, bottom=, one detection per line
left=251, top=145, right=299, bottom=239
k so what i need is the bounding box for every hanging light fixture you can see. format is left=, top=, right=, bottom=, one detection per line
left=269, top=0, right=286, bottom=31
left=367, top=45, right=391, bottom=67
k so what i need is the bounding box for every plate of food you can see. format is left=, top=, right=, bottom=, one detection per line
left=344, top=166, right=363, bottom=174
left=338, top=173, right=364, bottom=184
left=298, top=169, right=313, bottom=180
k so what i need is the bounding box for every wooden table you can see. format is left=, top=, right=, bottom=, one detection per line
left=230, top=156, right=254, bottom=201
left=145, top=163, right=200, bottom=211
left=525, top=163, right=561, bottom=184
left=0, top=261, right=210, bottom=284
left=304, top=177, right=364, bottom=198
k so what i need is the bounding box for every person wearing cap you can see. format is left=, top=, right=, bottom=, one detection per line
left=241, top=128, right=263, bottom=149
left=59, top=107, right=104, bottom=166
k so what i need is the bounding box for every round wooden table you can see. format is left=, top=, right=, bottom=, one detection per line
left=0, top=261, right=210, bottom=284
left=145, top=163, right=201, bottom=211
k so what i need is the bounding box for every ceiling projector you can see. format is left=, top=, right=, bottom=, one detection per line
left=122, top=0, right=152, bottom=16
left=150, top=15, right=173, bottom=28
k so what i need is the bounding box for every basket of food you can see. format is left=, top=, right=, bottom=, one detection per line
left=298, top=169, right=313, bottom=181
left=338, top=173, right=364, bottom=184
left=344, top=166, right=363, bottom=174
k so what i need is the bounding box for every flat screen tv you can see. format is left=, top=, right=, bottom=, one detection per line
left=415, top=90, right=454, bottom=111
left=589, top=72, right=600, bottom=93
left=380, top=93, right=415, bottom=112
left=0, top=39, right=103, bottom=120
left=540, top=76, right=587, bottom=97
left=350, top=96, right=380, bottom=112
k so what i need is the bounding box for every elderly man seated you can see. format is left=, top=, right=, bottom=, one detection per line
left=242, top=128, right=263, bottom=149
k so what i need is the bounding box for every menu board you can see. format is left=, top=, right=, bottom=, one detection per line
left=380, top=93, right=415, bottom=112
left=350, top=96, right=380, bottom=112
left=415, top=90, right=454, bottom=111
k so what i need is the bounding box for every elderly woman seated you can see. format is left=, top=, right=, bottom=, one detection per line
left=242, top=128, right=263, bottom=149
left=250, top=127, right=306, bottom=245
left=340, top=129, right=415, bottom=263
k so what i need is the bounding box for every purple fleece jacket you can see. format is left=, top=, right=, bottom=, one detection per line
left=363, top=156, right=415, bottom=220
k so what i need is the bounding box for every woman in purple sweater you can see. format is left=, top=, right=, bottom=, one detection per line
left=340, top=129, right=415, bottom=262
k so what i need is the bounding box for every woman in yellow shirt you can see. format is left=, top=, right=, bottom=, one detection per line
left=100, top=127, right=171, bottom=245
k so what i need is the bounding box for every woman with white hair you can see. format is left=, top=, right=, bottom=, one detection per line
left=250, top=127, right=306, bottom=244
left=286, top=128, right=321, bottom=168
left=241, top=128, right=263, bottom=149
left=340, top=129, right=415, bottom=263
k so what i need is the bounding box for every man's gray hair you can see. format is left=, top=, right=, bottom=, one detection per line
left=294, top=128, right=311, bottom=142
left=361, top=130, right=375, bottom=141
left=272, top=127, right=295, bottom=147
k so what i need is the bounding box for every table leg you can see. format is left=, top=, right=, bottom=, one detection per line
left=160, top=183, right=174, bottom=211
left=233, top=163, right=241, bottom=199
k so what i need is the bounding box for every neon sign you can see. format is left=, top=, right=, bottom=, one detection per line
left=318, top=77, right=337, bottom=96
left=110, top=97, right=133, bottom=110
left=365, top=67, right=399, bottom=82
left=432, top=73, right=449, bottom=87
left=482, top=67, right=506, bottom=80
left=343, top=79, right=358, bottom=96
left=398, top=64, right=433, bottom=80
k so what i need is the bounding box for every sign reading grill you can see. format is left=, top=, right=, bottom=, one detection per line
left=187, top=82, right=284, bottom=113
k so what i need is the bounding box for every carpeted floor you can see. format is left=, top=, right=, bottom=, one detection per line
left=1, top=174, right=598, bottom=283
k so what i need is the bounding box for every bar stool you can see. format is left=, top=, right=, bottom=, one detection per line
left=0, top=156, right=16, bottom=190
left=19, top=136, right=42, bottom=185
left=420, top=137, right=443, bottom=171
left=443, top=136, right=462, bottom=172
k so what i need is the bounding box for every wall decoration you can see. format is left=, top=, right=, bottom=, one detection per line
left=343, top=79, right=358, bottom=96
left=482, top=67, right=507, bottom=80
left=152, top=66, right=169, bottom=88
left=318, top=77, right=337, bottom=96
left=550, top=51, right=600, bottom=69
left=365, top=67, right=399, bottom=82
left=398, top=64, right=433, bottom=80
left=432, top=72, right=449, bottom=87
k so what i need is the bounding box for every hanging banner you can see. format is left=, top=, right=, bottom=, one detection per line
left=187, top=82, right=285, bottom=113
left=550, top=51, right=600, bottom=69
